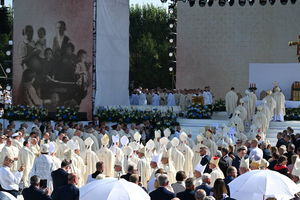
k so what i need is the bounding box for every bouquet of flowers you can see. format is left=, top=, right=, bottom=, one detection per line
left=213, top=99, right=226, bottom=112
left=55, top=106, right=79, bottom=121
left=186, top=104, right=211, bottom=119
left=3, top=105, right=48, bottom=121
left=95, top=107, right=178, bottom=130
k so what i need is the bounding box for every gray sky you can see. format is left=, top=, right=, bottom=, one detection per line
left=5, top=0, right=168, bottom=7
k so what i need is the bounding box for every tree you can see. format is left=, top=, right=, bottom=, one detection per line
left=129, top=4, right=172, bottom=90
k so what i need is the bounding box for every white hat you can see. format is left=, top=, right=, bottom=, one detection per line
left=123, top=146, right=133, bottom=156
left=197, top=135, right=205, bottom=143
left=129, top=141, right=140, bottom=151
left=194, top=163, right=207, bottom=174
left=67, top=140, right=79, bottom=150
left=85, top=137, right=94, bottom=147
left=41, top=144, right=49, bottom=153
left=160, top=137, right=169, bottom=146
left=164, top=128, right=171, bottom=138
left=171, top=137, right=180, bottom=147
left=120, top=136, right=129, bottom=146
left=256, top=105, right=263, bottom=111
left=240, top=157, right=250, bottom=169
left=146, top=139, right=155, bottom=151
left=112, top=135, right=120, bottom=144
left=11, top=132, right=20, bottom=137
left=151, top=154, right=161, bottom=163
left=199, top=127, right=205, bottom=134
left=138, top=147, right=146, bottom=154
left=179, top=132, right=188, bottom=142
left=48, top=142, right=56, bottom=154
left=101, top=134, right=110, bottom=146
left=133, top=132, right=141, bottom=142
left=155, top=130, right=161, bottom=138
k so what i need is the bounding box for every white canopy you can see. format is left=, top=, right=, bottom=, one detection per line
left=80, top=178, right=150, bottom=200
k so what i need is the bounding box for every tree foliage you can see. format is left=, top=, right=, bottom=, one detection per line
left=129, top=4, right=172, bottom=90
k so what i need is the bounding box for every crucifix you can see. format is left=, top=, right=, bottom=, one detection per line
left=288, top=35, right=300, bottom=62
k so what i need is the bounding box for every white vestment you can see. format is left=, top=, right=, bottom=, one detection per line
left=203, top=91, right=213, bottom=105
left=167, top=93, right=176, bottom=106
left=225, top=90, right=238, bottom=116
left=234, top=105, right=247, bottom=122
left=272, top=91, right=286, bottom=121
left=210, top=167, right=224, bottom=187
left=0, top=145, right=19, bottom=172
left=17, top=146, right=35, bottom=187
left=97, top=147, right=115, bottom=177
left=81, top=149, right=99, bottom=183
left=169, top=147, right=185, bottom=172
left=178, top=143, right=194, bottom=177
left=137, top=156, right=151, bottom=187
left=263, top=95, right=276, bottom=117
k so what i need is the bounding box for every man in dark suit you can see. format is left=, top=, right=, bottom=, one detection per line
left=176, top=178, right=195, bottom=200
left=195, top=173, right=212, bottom=196
left=51, top=160, right=71, bottom=193
left=52, top=173, right=79, bottom=200
left=121, top=165, right=135, bottom=181
left=232, top=146, right=247, bottom=174
left=224, top=166, right=237, bottom=196
left=22, top=175, right=52, bottom=200
left=149, top=174, right=175, bottom=200
left=200, top=146, right=211, bottom=173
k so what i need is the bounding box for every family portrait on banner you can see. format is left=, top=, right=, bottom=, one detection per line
left=13, top=0, right=93, bottom=116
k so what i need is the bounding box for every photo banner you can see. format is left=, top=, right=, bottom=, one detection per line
left=13, top=0, right=93, bottom=118
left=95, top=0, right=130, bottom=108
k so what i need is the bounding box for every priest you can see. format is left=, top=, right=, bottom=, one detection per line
left=225, top=87, right=239, bottom=117
left=272, top=86, right=286, bottom=122
left=17, top=141, right=35, bottom=187
left=137, top=147, right=151, bottom=187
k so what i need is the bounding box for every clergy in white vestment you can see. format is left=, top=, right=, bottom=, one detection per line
left=249, top=90, right=257, bottom=117
left=71, top=130, right=85, bottom=151
left=179, top=92, right=188, bottom=111
left=152, top=92, right=160, bottom=106
left=169, top=137, right=185, bottom=172
left=0, top=135, right=6, bottom=152
left=40, top=132, right=51, bottom=146
left=29, top=138, right=40, bottom=157
left=203, top=87, right=213, bottom=106
left=167, top=92, right=176, bottom=106
left=252, top=105, right=268, bottom=134
left=29, top=144, right=56, bottom=190
left=138, top=91, right=147, bottom=105
left=244, top=90, right=255, bottom=122
left=178, top=132, right=194, bottom=177
left=149, top=154, right=161, bottom=180
left=230, top=110, right=244, bottom=134
left=137, top=147, right=151, bottom=187
left=209, top=156, right=224, bottom=187
left=261, top=100, right=272, bottom=123
left=0, top=137, right=19, bottom=172
left=160, top=147, right=176, bottom=184
left=11, top=132, right=22, bottom=150
left=272, top=86, right=286, bottom=122
left=82, top=130, right=99, bottom=152
left=110, top=135, right=125, bottom=177
left=225, top=87, right=239, bottom=117
left=97, top=134, right=115, bottom=177
left=17, top=140, right=35, bottom=187
left=81, top=137, right=99, bottom=183
left=194, top=163, right=206, bottom=187
left=234, top=99, right=247, bottom=122
left=48, top=142, right=61, bottom=169
left=192, top=135, right=205, bottom=169
left=263, top=90, right=276, bottom=118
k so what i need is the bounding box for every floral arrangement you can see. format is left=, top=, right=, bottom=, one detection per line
left=95, top=107, right=177, bottom=130
left=285, top=108, right=300, bottom=121
left=213, top=99, right=226, bottom=112
left=55, top=106, right=79, bottom=121
left=3, top=105, right=48, bottom=121
left=185, top=104, right=211, bottom=119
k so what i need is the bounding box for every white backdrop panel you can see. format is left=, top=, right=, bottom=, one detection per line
left=95, top=0, right=130, bottom=109
left=249, top=63, right=300, bottom=100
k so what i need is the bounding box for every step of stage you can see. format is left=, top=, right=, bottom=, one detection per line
left=178, top=115, right=300, bottom=146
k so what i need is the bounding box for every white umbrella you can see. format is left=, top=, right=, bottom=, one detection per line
left=229, top=170, right=300, bottom=200
left=0, top=191, right=17, bottom=200
left=80, top=178, right=150, bottom=200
